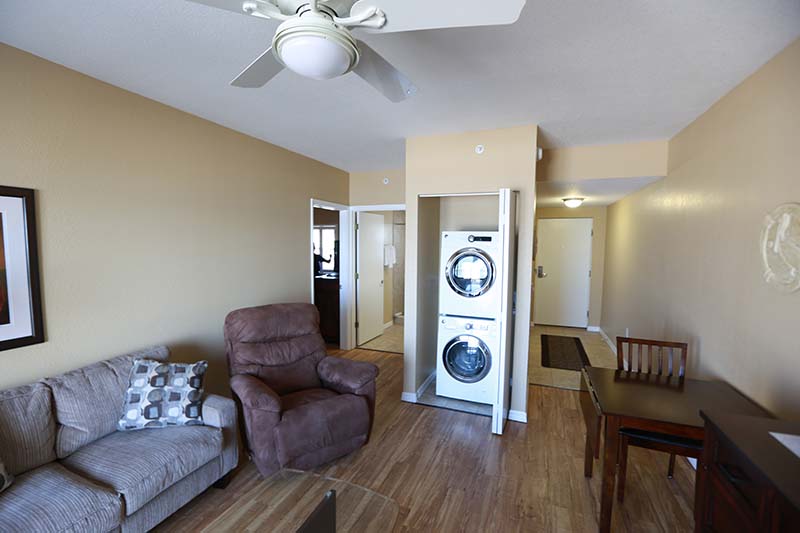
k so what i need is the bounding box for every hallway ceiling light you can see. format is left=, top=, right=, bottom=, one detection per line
left=562, top=198, right=585, bottom=208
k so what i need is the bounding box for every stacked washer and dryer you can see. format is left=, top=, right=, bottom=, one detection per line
left=436, top=231, right=505, bottom=406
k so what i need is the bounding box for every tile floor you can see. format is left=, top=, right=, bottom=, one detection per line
left=360, top=324, right=404, bottom=354
left=528, top=325, right=617, bottom=390
left=416, top=376, right=493, bottom=417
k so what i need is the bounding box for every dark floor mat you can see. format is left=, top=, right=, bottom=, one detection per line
left=541, top=334, right=591, bottom=371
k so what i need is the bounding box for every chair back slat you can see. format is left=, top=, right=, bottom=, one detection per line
left=615, top=337, right=688, bottom=378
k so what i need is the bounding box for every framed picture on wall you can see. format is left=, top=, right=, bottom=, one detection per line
left=0, top=186, right=44, bottom=351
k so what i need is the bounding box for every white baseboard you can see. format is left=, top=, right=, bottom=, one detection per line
left=400, top=392, right=417, bottom=403
left=598, top=328, right=617, bottom=355
left=587, top=326, right=600, bottom=332
left=383, top=321, right=393, bottom=329
left=401, top=370, right=436, bottom=404
left=417, top=371, right=436, bottom=397
left=509, top=410, right=528, bottom=424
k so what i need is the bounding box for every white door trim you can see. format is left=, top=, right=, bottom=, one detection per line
left=350, top=203, right=406, bottom=212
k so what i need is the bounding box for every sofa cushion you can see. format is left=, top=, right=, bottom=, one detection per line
left=281, top=388, right=338, bottom=412
left=60, top=425, right=222, bottom=515
left=274, top=393, right=370, bottom=467
left=0, top=462, right=121, bottom=533
left=118, top=359, right=207, bottom=430
left=0, top=382, right=56, bottom=475
left=46, top=346, right=170, bottom=458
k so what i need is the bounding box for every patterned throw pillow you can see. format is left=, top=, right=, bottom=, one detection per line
left=0, top=459, right=12, bottom=494
left=118, top=359, right=207, bottom=430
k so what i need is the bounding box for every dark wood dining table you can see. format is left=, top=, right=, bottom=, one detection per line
left=580, top=366, right=770, bottom=533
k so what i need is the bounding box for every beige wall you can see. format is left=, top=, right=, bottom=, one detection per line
left=349, top=169, right=405, bottom=205
left=440, top=195, right=499, bottom=232
left=405, top=125, right=538, bottom=415
left=535, top=206, right=607, bottom=328
left=380, top=212, right=394, bottom=324
left=538, top=141, right=668, bottom=182
left=601, top=38, right=800, bottom=418
left=0, top=44, right=348, bottom=395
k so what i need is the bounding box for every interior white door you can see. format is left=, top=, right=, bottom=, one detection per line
left=533, top=218, right=593, bottom=328
left=357, top=212, right=385, bottom=345
left=492, top=189, right=517, bottom=435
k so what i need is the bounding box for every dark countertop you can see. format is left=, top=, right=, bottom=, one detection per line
left=700, top=410, right=800, bottom=512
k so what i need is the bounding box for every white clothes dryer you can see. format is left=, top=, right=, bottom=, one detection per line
left=435, top=316, right=500, bottom=405
left=439, top=231, right=502, bottom=319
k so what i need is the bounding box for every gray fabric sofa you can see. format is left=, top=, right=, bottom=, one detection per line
left=0, top=346, right=238, bottom=533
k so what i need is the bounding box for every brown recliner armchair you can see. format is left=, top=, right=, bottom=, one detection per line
left=225, top=303, right=378, bottom=477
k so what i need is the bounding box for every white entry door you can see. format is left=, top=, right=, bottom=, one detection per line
left=533, top=218, right=592, bottom=328
left=356, top=213, right=385, bottom=345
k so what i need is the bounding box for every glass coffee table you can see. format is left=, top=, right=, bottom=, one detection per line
left=203, top=469, right=400, bottom=532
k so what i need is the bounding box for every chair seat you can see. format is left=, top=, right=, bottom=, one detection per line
left=281, top=388, right=338, bottom=412
left=619, top=427, right=703, bottom=450
left=61, top=425, right=222, bottom=515
left=0, top=462, right=121, bottom=533
left=275, top=393, right=370, bottom=469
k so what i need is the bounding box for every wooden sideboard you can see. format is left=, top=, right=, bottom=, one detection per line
left=695, top=411, right=800, bottom=532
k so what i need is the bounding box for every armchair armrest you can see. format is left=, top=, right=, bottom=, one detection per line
left=202, top=394, right=239, bottom=475
left=230, top=374, right=282, bottom=413
left=317, top=356, right=379, bottom=395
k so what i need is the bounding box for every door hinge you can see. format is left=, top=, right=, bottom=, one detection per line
left=355, top=321, right=359, bottom=328
left=591, top=229, right=594, bottom=237
left=589, top=269, right=592, bottom=278
left=355, top=222, right=359, bottom=231
left=587, top=310, right=590, bottom=318
left=356, top=273, right=359, bottom=280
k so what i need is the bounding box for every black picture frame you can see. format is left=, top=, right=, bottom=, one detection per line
left=0, top=186, right=44, bottom=351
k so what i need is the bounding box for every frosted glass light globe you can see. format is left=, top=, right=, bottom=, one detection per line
left=279, top=35, right=353, bottom=80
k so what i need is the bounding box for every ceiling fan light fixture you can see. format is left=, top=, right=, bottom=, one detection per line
left=273, top=15, right=359, bottom=80
left=563, top=197, right=585, bottom=208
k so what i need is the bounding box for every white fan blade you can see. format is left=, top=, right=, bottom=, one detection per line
left=351, top=0, right=526, bottom=33
left=353, top=41, right=417, bottom=102
left=231, top=47, right=285, bottom=88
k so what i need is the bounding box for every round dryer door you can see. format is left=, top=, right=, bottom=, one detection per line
left=445, top=248, right=496, bottom=298
left=442, top=335, right=492, bottom=383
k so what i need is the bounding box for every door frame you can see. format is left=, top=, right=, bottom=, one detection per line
left=351, top=204, right=405, bottom=349
left=310, top=201, right=406, bottom=351
left=533, top=217, right=593, bottom=328
left=310, top=199, right=354, bottom=349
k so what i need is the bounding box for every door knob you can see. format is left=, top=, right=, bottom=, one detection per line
left=537, top=266, right=548, bottom=278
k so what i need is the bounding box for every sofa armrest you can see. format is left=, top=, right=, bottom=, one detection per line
left=317, top=356, right=379, bottom=395
left=230, top=374, right=282, bottom=413
left=202, top=394, right=239, bottom=476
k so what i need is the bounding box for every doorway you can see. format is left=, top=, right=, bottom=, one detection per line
left=310, top=199, right=353, bottom=349
left=533, top=218, right=593, bottom=328
left=356, top=210, right=405, bottom=354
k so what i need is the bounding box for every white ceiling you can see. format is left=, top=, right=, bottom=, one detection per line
left=1, top=1, right=799, bottom=172
left=536, top=176, right=662, bottom=208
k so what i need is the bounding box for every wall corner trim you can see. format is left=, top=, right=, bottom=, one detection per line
left=400, top=392, right=418, bottom=403
left=509, top=410, right=528, bottom=424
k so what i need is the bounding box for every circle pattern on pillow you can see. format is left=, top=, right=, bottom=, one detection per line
left=118, top=358, right=208, bottom=430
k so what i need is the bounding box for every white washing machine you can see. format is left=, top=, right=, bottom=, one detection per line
left=439, top=231, right=502, bottom=319
left=436, top=316, right=499, bottom=405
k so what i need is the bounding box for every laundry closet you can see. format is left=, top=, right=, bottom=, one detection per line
left=411, top=190, right=517, bottom=434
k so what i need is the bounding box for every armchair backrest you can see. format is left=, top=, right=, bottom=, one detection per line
left=224, top=303, right=326, bottom=395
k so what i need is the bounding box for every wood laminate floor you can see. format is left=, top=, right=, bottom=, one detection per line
left=157, top=348, right=695, bottom=533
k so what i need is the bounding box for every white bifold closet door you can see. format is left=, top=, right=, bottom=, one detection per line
left=356, top=212, right=385, bottom=345
left=492, top=188, right=517, bottom=435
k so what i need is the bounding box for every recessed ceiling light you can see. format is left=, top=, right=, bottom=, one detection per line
left=563, top=198, right=585, bottom=208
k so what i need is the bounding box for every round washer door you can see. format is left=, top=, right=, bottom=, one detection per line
left=442, top=335, right=492, bottom=383
left=445, top=248, right=496, bottom=298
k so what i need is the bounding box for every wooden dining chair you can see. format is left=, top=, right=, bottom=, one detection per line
left=615, top=337, right=702, bottom=502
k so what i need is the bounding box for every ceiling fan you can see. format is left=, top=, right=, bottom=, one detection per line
left=188, top=0, right=527, bottom=102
